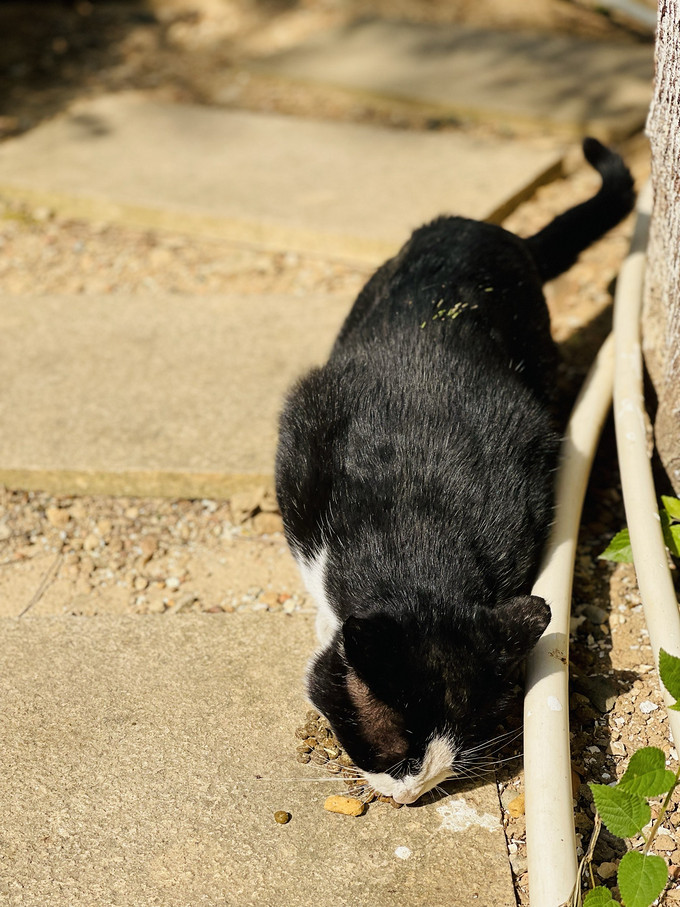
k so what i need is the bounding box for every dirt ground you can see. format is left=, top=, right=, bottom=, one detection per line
left=1, top=1, right=677, bottom=905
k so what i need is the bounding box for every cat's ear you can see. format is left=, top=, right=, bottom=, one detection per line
left=492, top=595, right=551, bottom=664
left=342, top=614, right=406, bottom=687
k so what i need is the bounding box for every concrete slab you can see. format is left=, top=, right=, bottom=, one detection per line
left=0, top=293, right=350, bottom=497
left=253, top=20, right=653, bottom=140
left=0, top=613, right=515, bottom=906
left=0, top=92, right=562, bottom=263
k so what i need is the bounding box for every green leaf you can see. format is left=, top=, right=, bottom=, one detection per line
left=661, top=495, right=680, bottom=522
left=590, top=784, right=650, bottom=838
left=618, top=747, right=675, bottom=798
left=660, top=511, right=680, bottom=558
left=617, top=851, right=667, bottom=907
left=667, top=522, right=680, bottom=558
left=584, top=886, right=621, bottom=907
left=659, top=648, right=680, bottom=703
left=599, top=528, right=634, bottom=563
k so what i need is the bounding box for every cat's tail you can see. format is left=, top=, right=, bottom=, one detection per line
left=525, top=137, right=635, bottom=283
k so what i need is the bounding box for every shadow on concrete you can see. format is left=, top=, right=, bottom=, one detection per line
left=0, top=1, right=156, bottom=133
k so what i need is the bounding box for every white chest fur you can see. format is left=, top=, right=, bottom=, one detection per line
left=296, top=546, right=339, bottom=647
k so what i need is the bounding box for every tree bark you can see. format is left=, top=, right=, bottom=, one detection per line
left=643, top=0, right=680, bottom=493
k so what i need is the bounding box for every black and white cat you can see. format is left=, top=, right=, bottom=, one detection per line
left=276, top=138, right=634, bottom=805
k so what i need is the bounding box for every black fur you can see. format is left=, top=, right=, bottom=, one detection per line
left=275, top=138, right=634, bottom=796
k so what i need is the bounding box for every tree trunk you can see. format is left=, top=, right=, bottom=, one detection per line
left=643, top=0, right=680, bottom=493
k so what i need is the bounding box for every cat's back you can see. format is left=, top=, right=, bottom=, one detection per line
left=330, top=215, right=555, bottom=400
left=276, top=213, right=559, bottom=595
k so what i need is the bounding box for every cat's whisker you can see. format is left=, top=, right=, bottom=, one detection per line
left=253, top=777, right=366, bottom=783
left=460, top=728, right=523, bottom=756
left=488, top=753, right=523, bottom=767
left=358, top=786, right=376, bottom=805
left=456, top=750, right=503, bottom=767
left=450, top=770, right=495, bottom=784
left=381, top=758, right=407, bottom=776
left=462, top=750, right=519, bottom=766
left=448, top=762, right=476, bottom=777
left=471, top=726, right=522, bottom=743
left=457, top=753, right=495, bottom=766
left=460, top=769, right=495, bottom=780
left=452, top=769, right=489, bottom=781
left=455, top=764, right=495, bottom=779
left=349, top=785, right=373, bottom=803
left=446, top=770, right=481, bottom=784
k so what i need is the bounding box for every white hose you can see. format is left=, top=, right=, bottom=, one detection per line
left=613, top=180, right=680, bottom=745
left=524, top=333, right=615, bottom=907
left=523, top=179, right=680, bottom=907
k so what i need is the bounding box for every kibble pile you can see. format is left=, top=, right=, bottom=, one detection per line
left=294, top=710, right=402, bottom=809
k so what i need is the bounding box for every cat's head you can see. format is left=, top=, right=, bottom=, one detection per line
left=306, top=594, right=550, bottom=804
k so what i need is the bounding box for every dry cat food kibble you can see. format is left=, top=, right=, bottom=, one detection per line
left=294, top=710, right=402, bottom=810
left=323, top=795, right=365, bottom=817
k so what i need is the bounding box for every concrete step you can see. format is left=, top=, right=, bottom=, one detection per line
left=0, top=92, right=562, bottom=264
left=253, top=20, right=653, bottom=141
left=0, top=293, right=350, bottom=497
left=0, top=613, right=516, bottom=907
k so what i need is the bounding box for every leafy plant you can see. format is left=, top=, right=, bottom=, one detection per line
left=600, top=496, right=680, bottom=563
left=577, top=648, right=680, bottom=907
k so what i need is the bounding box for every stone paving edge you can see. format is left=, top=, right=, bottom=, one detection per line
left=0, top=467, right=275, bottom=500
left=0, top=153, right=563, bottom=266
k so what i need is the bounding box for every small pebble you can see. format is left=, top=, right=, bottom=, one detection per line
left=584, top=604, right=608, bottom=624
left=654, top=834, right=676, bottom=852
left=83, top=533, right=99, bottom=552
left=597, top=862, right=618, bottom=880
left=96, top=518, right=112, bottom=536
left=139, top=536, right=157, bottom=562
left=274, top=810, right=291, bottom=825
left=46, top=506, right=70, bottom=529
